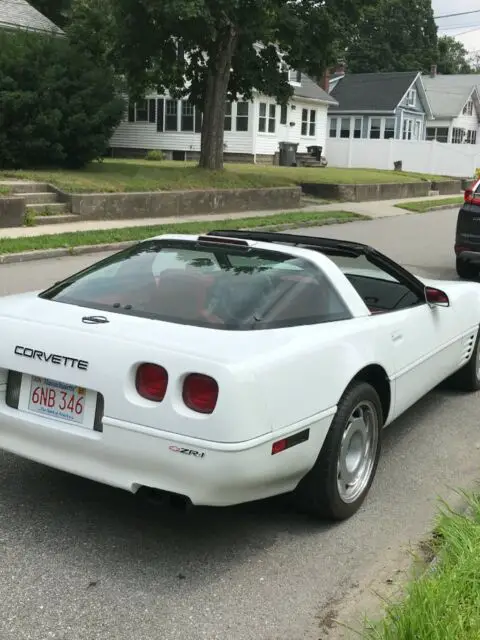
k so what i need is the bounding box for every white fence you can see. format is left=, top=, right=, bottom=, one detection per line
left=325, top=138, right=480, bottom=177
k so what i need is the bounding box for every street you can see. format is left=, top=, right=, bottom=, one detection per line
left=1, top=207, right=479, bottom=640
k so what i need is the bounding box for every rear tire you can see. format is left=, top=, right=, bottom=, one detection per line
left=456, top=257, right=477, bottom=280
left=449, top=328, right=480, bottom=392
left=295, top=382, right=382, bottom=521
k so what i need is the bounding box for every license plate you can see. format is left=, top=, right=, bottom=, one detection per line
left=28, top=376, right=87, bottom=425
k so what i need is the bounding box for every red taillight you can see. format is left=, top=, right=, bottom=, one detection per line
left=136, top=363, right=168, bottom=402
left=465, top=184, right=480, bottom=205
left=183, top=374, right=218, bottom=414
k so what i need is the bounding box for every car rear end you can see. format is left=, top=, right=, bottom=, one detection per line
left=455, top=177, right=480, bottom=278
left=0, top=235, right=348, bottom=507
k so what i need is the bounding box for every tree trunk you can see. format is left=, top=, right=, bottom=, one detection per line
left=199, top=26, right=238, bottom=170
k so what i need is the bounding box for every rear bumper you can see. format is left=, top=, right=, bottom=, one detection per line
left=0, top=388, right=334, bottom=507
left=455, top=205, right=480, bottom=261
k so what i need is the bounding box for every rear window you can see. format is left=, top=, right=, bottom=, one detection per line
left=39, top=239, right=351, bottom=330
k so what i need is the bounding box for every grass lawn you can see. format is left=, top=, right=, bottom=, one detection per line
left=364, top=493, right=480, bottom=640
left=395, top=196, right=463, bottom=213
left=0, top=159, right=450, bottom=193
left=0, top=209, right=365, bottom=255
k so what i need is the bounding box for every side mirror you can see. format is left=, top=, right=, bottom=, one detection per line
left=425, top=286, right=449, bottom=308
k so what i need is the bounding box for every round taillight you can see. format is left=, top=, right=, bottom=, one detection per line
left=182, top=374, right=218, bottom=414
left=136, top=363, right=168, bottom=402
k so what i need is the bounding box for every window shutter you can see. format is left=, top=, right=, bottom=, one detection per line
left=128, top=102, right=135, bottom=122
left=156, top=99, right=164, bottom=132
left=195, top=107, right=203, bottom=133
left=148, top=99, right=156, bottom=123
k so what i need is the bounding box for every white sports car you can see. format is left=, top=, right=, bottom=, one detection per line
left=1, top=229, right=479, bottom=521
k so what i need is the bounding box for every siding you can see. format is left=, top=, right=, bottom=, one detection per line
left=451, top=108, right=480, bottom=143
left=111, top=93, right=330, bottom=158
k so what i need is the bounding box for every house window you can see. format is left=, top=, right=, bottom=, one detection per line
left=463, top=100, right=474, bottom=116
left=309, top=110, right=316, bottom=136
left=181, top=101, right=194, bottom=131
left=369, top=118, right=381, bottom=139
left=258, top=103, right=267, bottom=132
left=268, top=104, right=276, bottom=133
left=354, top=118, right=362, bottom=138
left=329, top=117, right=338, bottom=138
left=384, top=118, right=395, bottom=139
left=301, top=109, right=308, bottom=136
left=135, top=100, right=148, bottom=122
left=406, top=89, right=417, bottom=107
left=466, top=130, right=477, bottom=144
left=236, top=102, right=249, bottom=131
left=289, top=70, right=302, bottom=84
left=301, top=109, right=316, bottom=136
left=165, top=100, right=178, bottom=131
left=402, top=118, right=413, bottom=140
left=280, top=104, right=288, bottom=125
left=426, top=127, right=449, bottom=143
left=224, top=102, right=232, bottom=131
left=452, top=127, right=465, bottom=144
left=340, top=118, right=350, bottom=138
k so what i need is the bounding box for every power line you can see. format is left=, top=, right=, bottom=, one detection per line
left=434, top=9, right=480, bottom=19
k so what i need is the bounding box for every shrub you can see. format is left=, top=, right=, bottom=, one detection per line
left=0, top=29, right=125, bottom=169
left=145, top=150, right=165, bottom=161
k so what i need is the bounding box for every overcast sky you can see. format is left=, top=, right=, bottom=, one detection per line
left=433, top=0, right=480, bottom=53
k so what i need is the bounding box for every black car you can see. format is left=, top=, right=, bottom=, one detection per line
left=455, top=177, right=480, bottom=279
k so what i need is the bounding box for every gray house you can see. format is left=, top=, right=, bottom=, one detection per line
left=327, top=71, right=433, bottom=141
left=422, top=71, right=480, bottom=144
left=0, top=0, right=63, bottom=34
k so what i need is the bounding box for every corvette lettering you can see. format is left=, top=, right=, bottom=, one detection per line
left=14, top=346, right=89, bottom=371
left=169, top=445, right=205, bottom=459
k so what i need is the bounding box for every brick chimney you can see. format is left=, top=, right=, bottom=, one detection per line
left=321, top=68, right=331, bottom=92
left=430, top=64, right=437, bottom=78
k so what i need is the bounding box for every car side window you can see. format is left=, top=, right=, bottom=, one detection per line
left=329, top=255, right=424, bottom=314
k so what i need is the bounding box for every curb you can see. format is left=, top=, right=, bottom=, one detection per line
left=0, top=215, right=366, bottom=265
left=395, top=202, right=463, bottom=214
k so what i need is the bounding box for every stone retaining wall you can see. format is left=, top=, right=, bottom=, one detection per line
left=301, top=180, right=461, bottom=202
left=0, top=197, right=25, bottom=227
left=66, top=187, right=302, bottom=220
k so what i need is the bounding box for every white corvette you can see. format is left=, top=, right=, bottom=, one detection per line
left=1, top=229, right=479, bottom=521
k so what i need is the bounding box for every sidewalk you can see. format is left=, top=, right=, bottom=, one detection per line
left=0, top=193, right=461, bottom=239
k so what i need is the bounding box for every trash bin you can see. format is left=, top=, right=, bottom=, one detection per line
left=278, top=142, right=299, bottom=167
left=307, top=145, right=323, bottom=161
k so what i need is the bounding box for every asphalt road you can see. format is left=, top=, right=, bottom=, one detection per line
left=1, top=207, right=479, bottom=640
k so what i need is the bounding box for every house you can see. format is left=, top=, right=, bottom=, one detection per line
left=327, top=71, right=433, bottom=142
left=422, top=69, right=480, bottom=144
left=109, top=70, right=338, bottom=164
left=0, top=0, right=63, bottom=34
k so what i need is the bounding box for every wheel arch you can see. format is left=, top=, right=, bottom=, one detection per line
left=347, top=364, right=391, bottom=425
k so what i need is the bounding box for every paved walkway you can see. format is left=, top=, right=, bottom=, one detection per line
left=0, top=193, right=461, bottom=239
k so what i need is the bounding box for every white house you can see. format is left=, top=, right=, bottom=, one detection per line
left=422, top=71, right=480, bottom=144
left=109, top=70, right=338, bottom=164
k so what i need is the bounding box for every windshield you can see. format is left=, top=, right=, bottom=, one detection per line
left=39, top=239, right=351, bottom=330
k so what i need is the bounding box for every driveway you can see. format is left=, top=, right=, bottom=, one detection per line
left=0, top=208, right=478, bottom=640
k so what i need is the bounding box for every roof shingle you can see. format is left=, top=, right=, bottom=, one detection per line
left=0, top=0, right=63, bottom=34
left=421, top=74, right=480, bottom=118
left=329, top=71, right=420, bottom=112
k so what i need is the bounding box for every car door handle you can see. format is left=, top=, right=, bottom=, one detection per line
left=391, top=331, right=403, bottom=342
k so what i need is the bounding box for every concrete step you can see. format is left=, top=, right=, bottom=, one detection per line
left=33, top=214, right=80, bottom=226
left=0, top=181, right=52, bottom=194
left=26, top=202, right=68, bottom=215
left=20, top=192, right=60, bottom=205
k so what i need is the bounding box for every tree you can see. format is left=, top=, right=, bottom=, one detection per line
left=345, top=0, right=438, bottom=73
left=437, top=36, right=474, bottom=74
left=0, top=30, right=125, bottom=169
left=29, top=0, right=72, bottom=28
left=111, top=0, right=372, bottom=170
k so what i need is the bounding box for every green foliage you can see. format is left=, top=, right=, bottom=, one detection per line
left=29, top=0, right=72, bottom=28
left=145, top=150, right=165, bottom=161
left=0, top=30, right=125, bottom=169
left=346, top=0, right=438, bottom=73
left=113, top=0, right=371, bottom=106
left=437, top=36, right=475, bottom=74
